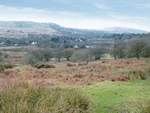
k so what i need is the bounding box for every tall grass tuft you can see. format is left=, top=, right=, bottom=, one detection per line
left=139, top=100, right=150, bottom=113
left=0, top=82, right=92, bottom=113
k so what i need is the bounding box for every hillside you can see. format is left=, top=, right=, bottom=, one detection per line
left=103, top=27, right=148, bottom=34
left=0, top=21, right=148, bottom=39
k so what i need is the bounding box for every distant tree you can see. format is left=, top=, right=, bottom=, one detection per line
left=0, top=52, right=3, bottom=63
left=38, top=40, right=57, bottom=48
left=0, top=52, right=3, bottom=56
left=52, top=47, right=64, bottom=62
left=127, top=39, right=147, bottom=59
left=63, top=48, right=75, bottom=61
left=112, top=40, right=126, bottom=59
left=141, top=44, right=150, bottom=58
left=70, top=49, right=93, bottom=62
left=64, top=42, right=74, bottom=49
left=90, top=48, right=105, bottom=60
left=23, top=48, right=53, bottom=64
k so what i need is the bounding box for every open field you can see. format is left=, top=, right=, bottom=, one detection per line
left=84, top=79, right=150, bottom=112
left=0, top=58, right=150, bottom=112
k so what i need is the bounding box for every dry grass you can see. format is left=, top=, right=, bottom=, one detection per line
left=0, top=81, right=92, bottom=113
left=1, top=58, right=149, bottom=86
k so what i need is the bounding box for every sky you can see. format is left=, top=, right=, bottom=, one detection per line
left=0, top=0, right=150, bottom=31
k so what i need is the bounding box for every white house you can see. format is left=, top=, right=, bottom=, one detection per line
left=74, top=46, right=78, bottom=49
left=31, top=42, right=37, bottom=45
left=85, top=45, right=90, bottom=48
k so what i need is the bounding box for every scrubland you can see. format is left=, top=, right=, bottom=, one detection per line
left=0, top=58, right=150, bottom=112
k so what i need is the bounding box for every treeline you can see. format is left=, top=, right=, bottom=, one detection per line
left=102, top=33, right=149, bottom=40
left=23, top=47, right=107, bottom=64
left=0, top=34, right=86, bottom=47
left=23, top=37, right=150, bottom=64
left=112, top=38, right=150, bottom=59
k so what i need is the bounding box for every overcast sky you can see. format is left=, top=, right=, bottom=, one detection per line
left=0, top=0, right=150, bottom=31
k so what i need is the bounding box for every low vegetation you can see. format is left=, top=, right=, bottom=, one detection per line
left=31, top=64, right=56, bottom=69
left=0, top=64, right=16, bottom=71
left=85, top=79, right=150, bottom=113
left=0, top=34, right=150, bottom=113
left=0, top=82, right=92, bottom=113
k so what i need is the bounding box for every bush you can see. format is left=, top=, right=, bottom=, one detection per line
left=67, top=63, right=76, bottom=67
left=123, top=70, right=148, bottom=80
left=74, top=74, right=83, bottom=78
left=2, top=48, right=24, bottom=52
left=0, top=82, right=92, bottom=113
left=87, top=82, right=95, bottom=85
left=4, top=54, right=9, bottom=58
left=31, top=64, right=56, bottom=69
left=0, top=64, right=16, bottom=71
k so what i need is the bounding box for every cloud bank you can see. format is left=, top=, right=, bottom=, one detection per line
left=0, top=5, right=149, bottom=31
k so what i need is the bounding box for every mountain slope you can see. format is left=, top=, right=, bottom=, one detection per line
left=103, top=27, right=148, bottom=34
left=0, top=21, right=148, bottom=39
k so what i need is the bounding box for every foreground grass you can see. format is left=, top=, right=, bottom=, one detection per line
left=0, top=82, right=92, bottom=113
left=0, top=79, right=150, bottom=113
left=84, top=79, right=150, bottom=113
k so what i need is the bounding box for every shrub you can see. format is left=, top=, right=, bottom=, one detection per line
left=74, top=74, right=83, bottom=78
left=4, top=54, right=9, bottom=58
left=0, top=64, right=16, bottom=71
left=87, top=82, right=95, bottom=85
left=78, top=61, right=89, bottom=66
left=0, top=82, right=92, bottom=113
left=67, top=63, right=76, bottom=67
left=102, top=60, right=106, bottom=63
left=125, top=70, right=147, bottom=80
left=31, top=64, right=56, bottom=69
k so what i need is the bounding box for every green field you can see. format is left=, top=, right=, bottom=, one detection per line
left=84, top=79, right=150, bottom=113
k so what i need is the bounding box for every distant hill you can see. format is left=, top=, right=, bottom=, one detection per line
left=0, top=21, right=148, bottom=39
left=103, top=27, right=148, bottom=34
left=0, top=21, right=108, bottom=38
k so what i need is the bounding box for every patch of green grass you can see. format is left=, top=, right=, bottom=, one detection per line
left=84, top=79, right=150, bottom=113
left=87, top=82, right=96, bottom=86
left=19, top=70, right=27, bottom=76
left=58, top=82, right=64, bottom=85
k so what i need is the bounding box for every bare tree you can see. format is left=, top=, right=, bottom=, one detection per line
left=63, top=48, right=75, bottom=61
left=23, top=48, right=53, bottom=64
left=112, top=40, right=126, bottom=59
left=70, top=49, right=93, bottom=62
left=52, top=47, right=64, bottom=62
left=90, top=48, right=105, bottom=60
left=127, top=39, right=147, bottom=59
